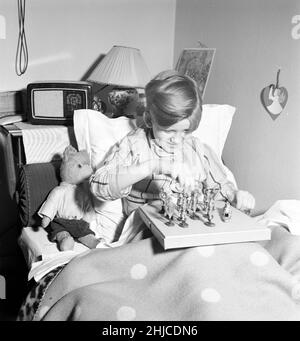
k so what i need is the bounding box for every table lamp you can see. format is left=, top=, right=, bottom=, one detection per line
left=88, top=45, right=151, bottom=118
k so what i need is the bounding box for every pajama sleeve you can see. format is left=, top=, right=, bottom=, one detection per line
left=90, top=132, right=138, bottom=201
left=194, top=139, right=237, bottom=202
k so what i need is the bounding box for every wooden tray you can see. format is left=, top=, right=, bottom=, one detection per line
left=139, top=201, right=271, bottom=250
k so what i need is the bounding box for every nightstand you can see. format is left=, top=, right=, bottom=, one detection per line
left=0, top=124, right=28, bottom=320
left=0, top=121, right=76, bottom=319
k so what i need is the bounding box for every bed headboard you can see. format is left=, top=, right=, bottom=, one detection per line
left=17, top=161, right=61, bottom=227
left=0, top=125, right=20, bottom=237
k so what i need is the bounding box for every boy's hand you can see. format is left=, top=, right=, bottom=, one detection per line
left=235, top=190, right=255, bottom=213
left=171, top=162, right=198, bottom=191
left=155, top=157, right=201, bottom=191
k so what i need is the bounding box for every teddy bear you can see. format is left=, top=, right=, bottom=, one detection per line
left=38, top=145, right=100, bottom=251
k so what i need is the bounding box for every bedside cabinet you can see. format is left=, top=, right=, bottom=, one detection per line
left=0, top=124, right=27, bottom=320
left=0, top=121, right=75, bottom=319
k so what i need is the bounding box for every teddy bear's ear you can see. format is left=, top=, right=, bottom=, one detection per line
left=63, top=145, right=77, bottom=161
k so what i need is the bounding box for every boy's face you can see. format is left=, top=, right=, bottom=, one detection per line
left=151, top=116, right=191, bottom=152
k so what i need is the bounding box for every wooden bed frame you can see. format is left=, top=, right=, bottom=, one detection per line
left=0, top=124, right=30, bottom=320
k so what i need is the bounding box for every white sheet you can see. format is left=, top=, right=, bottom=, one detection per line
left=18, top=227, right=89, bottom=277
left=256, top=200, right=300, bottom=235
left=19, top=224, right=115, bottom=282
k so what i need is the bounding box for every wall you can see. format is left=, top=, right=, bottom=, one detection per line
left=174, top=0, right=300, bottom=214
left=0, top=0, right=176, bottom=91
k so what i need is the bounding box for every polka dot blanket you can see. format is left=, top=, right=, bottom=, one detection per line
left=20, top=224, right=300, bottom=321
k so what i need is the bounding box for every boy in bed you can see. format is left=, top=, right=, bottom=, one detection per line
left=90, top=70, right=255, bottom=235
left=29, top=72, right=300, bottom=322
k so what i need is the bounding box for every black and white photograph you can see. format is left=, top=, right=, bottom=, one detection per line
left=0, top=0, right=300, bottom=327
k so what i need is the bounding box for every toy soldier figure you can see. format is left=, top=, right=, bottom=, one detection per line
left=178, top=191, right=189, bottom=228
left=189, top=189, right=201, bottom=220
left=203, top=187, right=219, bottom=227
left=205, top=197, right=215, bottom=227
left=222, top=200, right=232, bottom=223
left=159, top=188, right=168, bottom=215
left=164, top=193, right=176, bottom=226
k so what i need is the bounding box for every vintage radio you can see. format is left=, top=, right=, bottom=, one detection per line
left=27, top=81, right=92, bottom=125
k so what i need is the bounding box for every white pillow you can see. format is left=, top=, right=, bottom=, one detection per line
left=74, top=105, right=237, bottom=185
left=74, top=109, right=134, bottom=232
left=194, top=104, right=236, bottom=161
left=74, top=109, right=137, bottom=170
left=195, top=104, right=237, bottom=187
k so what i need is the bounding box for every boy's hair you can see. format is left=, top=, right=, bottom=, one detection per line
left=145, top=70, right=202, bottom=132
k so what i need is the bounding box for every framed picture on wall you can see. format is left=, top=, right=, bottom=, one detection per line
left=175, top=48, right=216, bottom=99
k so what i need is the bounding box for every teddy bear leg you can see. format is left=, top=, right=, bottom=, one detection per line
left=78, top=234, right=100, bottom=249
left=56, top=231, right=75, bottom=251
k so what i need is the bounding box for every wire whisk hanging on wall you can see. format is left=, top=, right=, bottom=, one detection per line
left=15, top=0, right=28, bottom=76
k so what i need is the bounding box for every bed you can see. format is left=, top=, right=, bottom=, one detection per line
left=13, top=105, right=300, bottom=321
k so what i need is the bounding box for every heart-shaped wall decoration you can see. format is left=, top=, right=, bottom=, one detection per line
left=260, top=69, right=288, bottom=120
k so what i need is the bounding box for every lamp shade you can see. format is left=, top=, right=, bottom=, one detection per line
left=87, top=45, right=151, bottom=88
